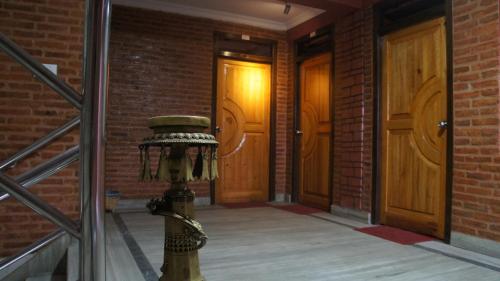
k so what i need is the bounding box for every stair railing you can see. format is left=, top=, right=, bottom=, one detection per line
left=0, top=0, right=111, bottom=280
left=0, top=229, right=65, bottom=273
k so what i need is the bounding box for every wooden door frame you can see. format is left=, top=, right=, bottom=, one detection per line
left=372, top=0, right=454, bottom=242
left=210, top=32, right=278, bottom=204
left=291, top=26, right=335, bottom=207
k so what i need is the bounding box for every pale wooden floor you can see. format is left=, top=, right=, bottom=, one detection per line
left=106, top=206, right=500, bottom=281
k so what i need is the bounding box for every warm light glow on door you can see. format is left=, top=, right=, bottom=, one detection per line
left=216, top=59, right=271, bottom=203
left=243, top=67, right=265, bottom=111
left=245, top=67, right=264, bottom=95
left=226, top=64, right=269, bottom=122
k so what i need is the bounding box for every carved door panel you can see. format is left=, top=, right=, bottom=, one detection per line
left=381, top=18, right=447, bottom=239
left=216, top=59, right=270, bottom=203
left=299, top=53, right=332, bottom=210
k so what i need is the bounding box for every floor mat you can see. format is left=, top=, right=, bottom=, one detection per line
left=355, top=225, right=434, bottom=245
left=272, top=204, right=324, bottom=215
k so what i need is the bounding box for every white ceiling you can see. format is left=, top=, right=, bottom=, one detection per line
left=113, top=0, right=325, bottom=31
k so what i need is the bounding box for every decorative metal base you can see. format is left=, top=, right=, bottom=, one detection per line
left=140, top=116, right=217, bottom=281
left=148, top=186, right=207, bottom=281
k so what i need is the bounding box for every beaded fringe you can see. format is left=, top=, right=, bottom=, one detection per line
left=140, top=145, right=218, bottom=182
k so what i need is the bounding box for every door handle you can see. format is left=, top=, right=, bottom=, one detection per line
left=296, top=130, right=303, bottom=136
left=437, top=120, right=448, bottom=129
left=437, top=120, right=448, bottom=137
left=215, top=126, right=221, bottom=133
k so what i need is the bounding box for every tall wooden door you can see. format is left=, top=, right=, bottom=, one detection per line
left=215, top=58, right=270, bottom=203
left=381, top=18, right=447, bottom=239
left=298, top=53, right=332, bottom=210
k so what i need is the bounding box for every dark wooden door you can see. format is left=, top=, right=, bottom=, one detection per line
left=298, top=53, right=332, bottom=210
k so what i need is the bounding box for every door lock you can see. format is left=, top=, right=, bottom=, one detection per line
left=215, top=126, right=221, bottom=133
left=296, top=130, right=303, bottom=136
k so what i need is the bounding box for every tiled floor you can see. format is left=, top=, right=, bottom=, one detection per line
left=106, top=205, right=500, bottom=281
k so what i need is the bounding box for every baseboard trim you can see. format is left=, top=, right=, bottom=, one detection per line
left=330, top=205, right=371, bottom=224
left=450, top=231, right=500, bottom=259
left=274, top=193, right=285, bottom=202
left=195, top=196, right=210, bottom=206
left=284, top=193, right=292, bottom=203
left=115, top=197, right=211, bottom=213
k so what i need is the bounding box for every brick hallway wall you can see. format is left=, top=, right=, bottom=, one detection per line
left=285, top=42, right=295, bottom=196
left=0, top=0, right=84, bottom=256
left=2, top=0, right=500, bottom=258
left=361, top=8, right=374, bottom=212
left=451, top=0, right=500, bottom=241
left=285, top=8, right=374, bottom=211
left=331, top=0, right=500, bottom=243
left=332, top=8, right=373, bottom=211
left=107, top=6, right=290, bottom=200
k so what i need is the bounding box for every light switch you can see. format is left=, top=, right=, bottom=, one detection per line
left=43, top=64, right=58, bottom=75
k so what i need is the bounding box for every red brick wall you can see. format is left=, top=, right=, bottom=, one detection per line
left=451, top=0, right=500, bottom=241
left=285, top=9, right=374, bottom=209
left=2, top=0, right=500, bottom=258
left=332, top=0, right=500, bottom=242
left=0, top=0, right=84, bottom=256
left=106, top=6, right=290, bottom=199
left=285, top=42, right=295, bottom=196
left=361, top=8, right=374, bottom=212
left=332, top=9, right=373, bottom=211
left=332, top=0, right=500, bottom=243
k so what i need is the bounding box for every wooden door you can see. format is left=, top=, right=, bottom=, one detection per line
left=298, top=53, right=332, bottom=210
left=381, top=18, right=447, bottom=239
left=216, top=58, right=271, bottom=203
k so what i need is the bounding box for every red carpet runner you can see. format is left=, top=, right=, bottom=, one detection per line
left=355, top=225, right=434, bottom=245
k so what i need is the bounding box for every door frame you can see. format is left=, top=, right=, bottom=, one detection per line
left=210, top=32, right=278, bottom=204
left=372, top=0, right=454, bottom=242
left=291, top=25, right=335, bottom=207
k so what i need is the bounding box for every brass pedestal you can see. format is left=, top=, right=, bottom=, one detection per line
left=140, top=116, right=217, bottom=281
left=157, top=187, right=205, bottom=281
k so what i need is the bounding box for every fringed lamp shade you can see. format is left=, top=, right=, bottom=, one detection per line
left=138, top=115, right=218, bottom=184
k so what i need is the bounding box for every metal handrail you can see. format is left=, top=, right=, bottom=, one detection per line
left=0, top=229, right=65, bottom=272
left=0, top=1, right=110, bottom=279
left=0, top=116, right=80, bottom=171
left=0, top=174, right=80, bottom=239
left=17, top=145, right=80, bottom=187
left=0, top=33, right=82, bottom=109
left=79, top=1, right=111, bottom=279
left=0, top=146, right=80, bottom=202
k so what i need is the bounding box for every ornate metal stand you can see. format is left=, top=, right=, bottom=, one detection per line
left=139, top=116, right=217, bottom=281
